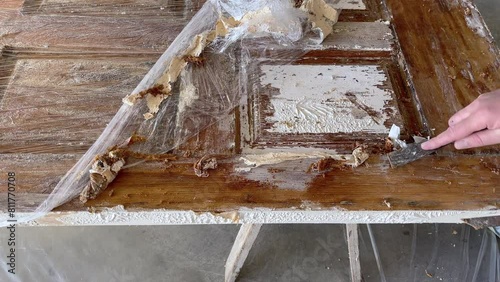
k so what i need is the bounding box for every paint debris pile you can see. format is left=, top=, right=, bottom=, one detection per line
left=194, top=156, right=218, bottom=177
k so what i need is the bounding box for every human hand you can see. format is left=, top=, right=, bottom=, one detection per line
left=421, top=89, right=500, bottom=150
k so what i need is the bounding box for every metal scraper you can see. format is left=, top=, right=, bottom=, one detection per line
left=387, top=143, right=437, bottom=168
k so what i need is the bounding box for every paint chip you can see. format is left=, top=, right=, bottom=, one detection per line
left=194, top=156, right=218, bottom=177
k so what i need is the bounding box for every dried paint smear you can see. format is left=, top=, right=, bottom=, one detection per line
left=260, top=65, right=396, bottom=134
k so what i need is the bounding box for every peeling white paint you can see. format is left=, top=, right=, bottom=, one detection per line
left=461, top=1, right=491, bottom=40
left=234, top=146, right=369, bottom=190
left=7, top=206, right=499, bottom=226
left=260, top=65, right=395, bottom=134
left=240, top=151, right=344, bottom=168
left=236, top=147, right=351, bottom=172
left=301, top=0, right=340, bottom=43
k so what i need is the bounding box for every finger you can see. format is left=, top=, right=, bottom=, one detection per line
left=454, top=129, right=500, bottom=149
left=448, top=100, right=479, bottom=126
left=421, top=116, right=487, bottom=150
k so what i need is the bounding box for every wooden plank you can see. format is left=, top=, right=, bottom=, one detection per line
left=22, top=0, right=205, bottom=17
left=47, top=155, right=499, bottom=212
left=323, top=22, right=393, bottom=51
left=346, top=224, right=362, bottom=282
left=385, top=0, right=500, bottom=153
left=0, top=153, right=79, bottom=211
left=0, top=19, right=393, bottom=52
left=0, top=17, right=187, bottom=51
left=21, top=0, right=366, bottom=16
left=0, top=52, right=154, bottom=153
left=225, top=224, right=262, bottom=282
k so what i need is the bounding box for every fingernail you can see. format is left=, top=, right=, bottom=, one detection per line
left=421, top=142, right=430, bottom=150
left=455, top=140, right=468, bottom=149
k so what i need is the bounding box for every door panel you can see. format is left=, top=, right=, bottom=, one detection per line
left=0, top=0, right=498, bottom=213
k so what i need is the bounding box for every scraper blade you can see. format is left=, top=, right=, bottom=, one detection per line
left=387, top=143, right=436, bottom=168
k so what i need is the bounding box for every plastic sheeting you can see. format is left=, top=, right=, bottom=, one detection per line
left=0, top=0, right=339, bottom=226
left=0, top=224, right=498, bottom=281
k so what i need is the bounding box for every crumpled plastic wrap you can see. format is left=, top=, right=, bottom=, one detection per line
left=0, top=0, right=340, bottom=226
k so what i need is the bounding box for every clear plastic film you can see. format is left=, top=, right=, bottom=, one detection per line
left=0, top=0, right=337, bottom=225
left=359, top=224, right=500, bottom=282
left=0, top=224, right=498, bottom=281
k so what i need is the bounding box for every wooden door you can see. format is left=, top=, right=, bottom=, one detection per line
left=0, top=0, right=499, bottom=219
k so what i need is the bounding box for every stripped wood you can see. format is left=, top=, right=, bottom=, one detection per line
left=22, top=0, right=205, bottom=17
left=0, top=17, right=186, bottom=51
left=0, top=21, right=393, bottom=52
left=346, top=224, right=362, bottom=282
left=20, top=0, right=365, bottom=16
left=0, top=55, right=153, bottom=153
left=225, top=224, right=262, bottom=282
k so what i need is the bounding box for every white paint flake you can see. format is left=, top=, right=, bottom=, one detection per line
left=461, top=1, right=491, bottom=40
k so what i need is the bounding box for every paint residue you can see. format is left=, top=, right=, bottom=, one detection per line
left=461, top=1, right=491, bottom=40
left=239, top=150, right=345, bottom=169
left=17, top=206, right=500, bottom=226
left=237, top=146, right=368, bottom=173
left=260, top=65, right=396, bottom=134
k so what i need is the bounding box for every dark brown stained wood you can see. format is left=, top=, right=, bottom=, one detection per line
left=54, top=155, right=499, bottom=212
left=385, top=0, right=500, bottom=153
left=0, top=0, right=499, bottom=217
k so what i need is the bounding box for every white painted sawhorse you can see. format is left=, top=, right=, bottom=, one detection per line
left=224, top=224, right=362, bottom=282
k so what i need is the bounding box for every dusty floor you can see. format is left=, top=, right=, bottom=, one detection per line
left=0, top=224, right=498, bottom=281
left=1, top=1, right=499, bottom=281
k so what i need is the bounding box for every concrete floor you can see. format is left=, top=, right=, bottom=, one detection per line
left=0, top=224, right=498, bottom=281
left=1, top=1, right=499, bottom=281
